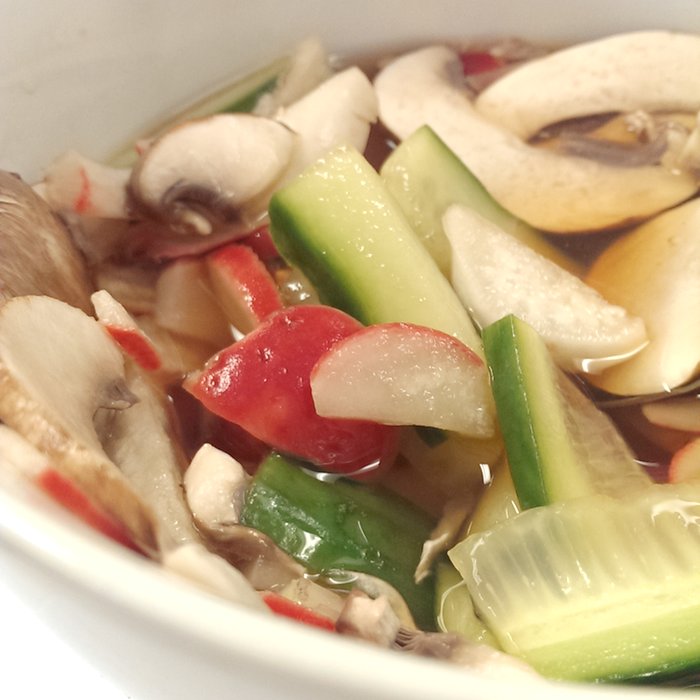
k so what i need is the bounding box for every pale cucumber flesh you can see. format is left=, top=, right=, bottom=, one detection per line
left=482, top=315, right=650, bottom=509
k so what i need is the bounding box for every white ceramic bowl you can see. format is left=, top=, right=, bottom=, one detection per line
left=1, top=2, right=698, bottom=698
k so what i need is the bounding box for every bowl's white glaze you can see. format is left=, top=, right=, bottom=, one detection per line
left=1, top=2, right=699, bottom=698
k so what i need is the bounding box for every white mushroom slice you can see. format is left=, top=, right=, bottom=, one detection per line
left=278, top=577, right=345, bottom=621
left=415, top=498, right=473, bottom=584
left=374, top=46, right=698, bottom=232
left=98, top=366, right=200, bottom=549
left=39, top=150, right=130, bottom=218
left=184, top=443, right=250, bottom=538
left=130, top=114, right=296, bottom=235
left=0, top=295, right=157, bottom=552
left=212, top=526, right=305, bottom=590
left=0, top=424, right=49, bottom=481
left=476, top=32, right=700, bottom=140
left=163, top=542, right=269, bottom=611
left=335, top=591, right=402, bottom=647
left=275, top=67, right=378, bottom=176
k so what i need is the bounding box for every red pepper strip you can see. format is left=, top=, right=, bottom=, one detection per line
left=262, top=592, right=336, bottom=631
left=459, top=51, right=505, bottom=75
left=36, top=468, right=144, bottom=555
left=103, top=324, right=162, bottom=372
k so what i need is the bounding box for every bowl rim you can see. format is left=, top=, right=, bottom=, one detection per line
left=0, top=468, right=685, bottom=700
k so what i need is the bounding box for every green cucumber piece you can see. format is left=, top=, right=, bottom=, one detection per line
left=268, top=144, right=482, bottom=353
left=449, top=483, right=700, bottom=682
left=241, top=452, right=436, bottom=629
left=482, top=315, right=650, bottom=509
left=380, top=125, right=581, bottom=277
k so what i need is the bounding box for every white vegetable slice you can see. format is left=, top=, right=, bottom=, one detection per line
left=476, top=31, right=700, bottom=140
left=586, top=197, right=700, bottom=395
left=184, top=443, right=250, bottom=538
left=275, top=66, right=378, bottom=176
left=310, top=321, right=495, bottom=437
left=443, top=204, right=647, bottom=373
left=374, top=46, right=698, bottom=232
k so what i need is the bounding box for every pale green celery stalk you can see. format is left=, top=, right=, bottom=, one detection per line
left=435, top=560, right=499, bottom=647
left=450, top=483, right=700, bottom=683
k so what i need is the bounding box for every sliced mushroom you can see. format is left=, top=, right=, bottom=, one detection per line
left=475, top=31, right=700, bottom=141
left=0, top=295, right=157, bottom=552
left=129, top=113, right=296, bottom=235
left=97, top=365, right=201, bottom=549
left=163, top=542, right=269, bottom=611
left=210, top=525, right=305, bottom=591
left=374, top=46, right=698, bottom=232
left=184, top=443, right=250, bottom=538
left=394, top=628, right=540, bottom=680
left=0, top=171, right=93, bottom=311
left=335, top=591, right=402, bottom=646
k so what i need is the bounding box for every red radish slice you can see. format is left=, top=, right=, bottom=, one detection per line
left=311, top=322, right=495, bottom=438
left=185, top=305, right=398, bottom=476
left=92, top=290, right=162, bottom=371
left=669, top=436, right=700, bottom=483
left=206, top=242, right=284, bottom=334
left=642, top=397, right=700, bottom=433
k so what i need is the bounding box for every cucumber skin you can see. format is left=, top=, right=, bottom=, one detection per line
left=241, top=452, right=436, bottom=630
left=268, top=145, right=482, bottom=352
left=482, top=315, right=594, bottom=509
left=482, top=316, right=548, bottom=509
left=380, top=126, right=581, bottom=277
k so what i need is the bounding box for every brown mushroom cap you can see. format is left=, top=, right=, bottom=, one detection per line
left=0, top=171, right=93, bottom=311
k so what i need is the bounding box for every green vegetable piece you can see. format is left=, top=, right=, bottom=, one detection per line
left=449, top=483, right=700, bottom=683
left=268, top=144, right=482, bottom=353
left=435, top=561, right=498, bottom=647
left=482, top=314, right=650, bottom=509
left=380, top=125, right=581, bottom=277
left=241, top=452, right=436, bottom=629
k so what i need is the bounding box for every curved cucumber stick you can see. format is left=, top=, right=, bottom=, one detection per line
left=241, top=452, right=436, bottom=630
left=482, top=314, right=650, bottom=509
